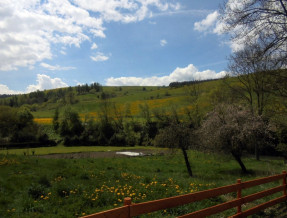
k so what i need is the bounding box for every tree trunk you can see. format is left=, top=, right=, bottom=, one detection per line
left=231, top=151, right=247, bottom=173
left=255, top=144, right=260, bottom=161
left=181, top=147, right=193, bottom=177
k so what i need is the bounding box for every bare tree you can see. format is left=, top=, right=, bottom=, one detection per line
left=199, top=104, right=273, bottom=172
left=228, top=38, right=284, bottom=115
left=221, top=0, right=287, bottom=96
left=221, top=0, right=287, bottom=55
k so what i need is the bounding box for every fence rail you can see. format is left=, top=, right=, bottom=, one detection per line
left=82, top=171, right=287, bottom=218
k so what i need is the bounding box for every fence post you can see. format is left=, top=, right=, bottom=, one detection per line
left=124, top=197, right=132, bottom=218
left=283, top=171, right=287, bottom=198
left=237, top=179, right=242, bottom=215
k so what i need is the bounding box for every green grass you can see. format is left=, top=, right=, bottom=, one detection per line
left=0, top=150, right=286, bottom=218
left=0, top=145, right=156, bottom=156
left=31, top=83, right=217, bottom=119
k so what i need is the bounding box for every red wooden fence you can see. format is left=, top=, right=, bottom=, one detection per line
left=82, top=171, right=287, bottom=218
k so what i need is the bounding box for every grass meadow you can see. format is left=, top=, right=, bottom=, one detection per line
left=0, top=145, right=156, bottom=156
left=0, top=149, right=286, bottom=217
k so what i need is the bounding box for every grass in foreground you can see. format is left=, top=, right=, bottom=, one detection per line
left=0, top=150, right=286, bottom=218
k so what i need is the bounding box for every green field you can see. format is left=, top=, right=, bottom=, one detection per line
left=1, top=79, right=287, bottom=217
left=0, top=150, right=285, bottom=218
left=31, top=81, right=223, bottom=120
left=0, top=145, right=156, bottom=156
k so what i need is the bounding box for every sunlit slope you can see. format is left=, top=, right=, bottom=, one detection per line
left=32, top=79, right=227, bottom=123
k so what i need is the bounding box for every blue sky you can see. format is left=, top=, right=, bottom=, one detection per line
left=0, top=0, right=233, bottom=94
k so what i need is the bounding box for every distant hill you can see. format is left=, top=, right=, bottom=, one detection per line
left=1, top=76, right=286, bottom=128
left=0, top=78, right=224, bottom=121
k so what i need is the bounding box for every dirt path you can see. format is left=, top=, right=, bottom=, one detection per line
left=37, top=149, right=168, bottom=159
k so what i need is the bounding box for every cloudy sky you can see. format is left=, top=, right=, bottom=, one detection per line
left=0, top=0, right=232, bottom=94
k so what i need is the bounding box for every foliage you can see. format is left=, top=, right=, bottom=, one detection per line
left=169, top=79, right=219, bottom=88
left=199, top=104, right=273, bottom=173
left=154, top=122, right=194, bottom=177
left=52, top=108, right=59, bottom=133
left=59, top=108, right=84, bottom=146
left=0, top=106, right=54, bottom=147
left=154, top=123, right=193, bottom=150
left=0, top=82, right=103, bottom=108
left=0, top=106, right=18, bottom=138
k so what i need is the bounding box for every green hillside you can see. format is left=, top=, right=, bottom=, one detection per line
left=1, top=76, right=286, bottom=150
left=29, top=80, right=225, bottom=123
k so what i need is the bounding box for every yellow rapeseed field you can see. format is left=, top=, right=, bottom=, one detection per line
left=34, top=118, right=53, bottom=125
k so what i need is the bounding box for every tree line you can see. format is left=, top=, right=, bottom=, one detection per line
left=169, top=79, right=219, bottom=88
left=0, top=82, right=102, bottom=108
left=50, top=97, right=285, bottom=176
left=0, top=105, right=55, bottom=148
left=1, top=80, right=286, bottom=176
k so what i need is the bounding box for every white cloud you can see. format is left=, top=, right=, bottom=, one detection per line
left=194, top=11, right=219, bottom=32
left=106, top=64, right=227, bottom=86
left=193, top=10, right=245, bottom=52
left=73, top=0, right=180, bottom=23
left=90, top=53, right=109, bottom=62
left=0, top=0, right=180, bottom=71
left=91, top=43, right=98, bottom=50
left=26, top=74, right=68, bottom=93
left=160, top=39, right=167, bottom=47
left=0, top=74, right=69, bottom=94
left=0, top=84, right=23, bottom=95
left=193, top=10, right=229, bottom=36
left=40, top=63, right=76, bottom=71
left=90, top=29, right=106, bottom=38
